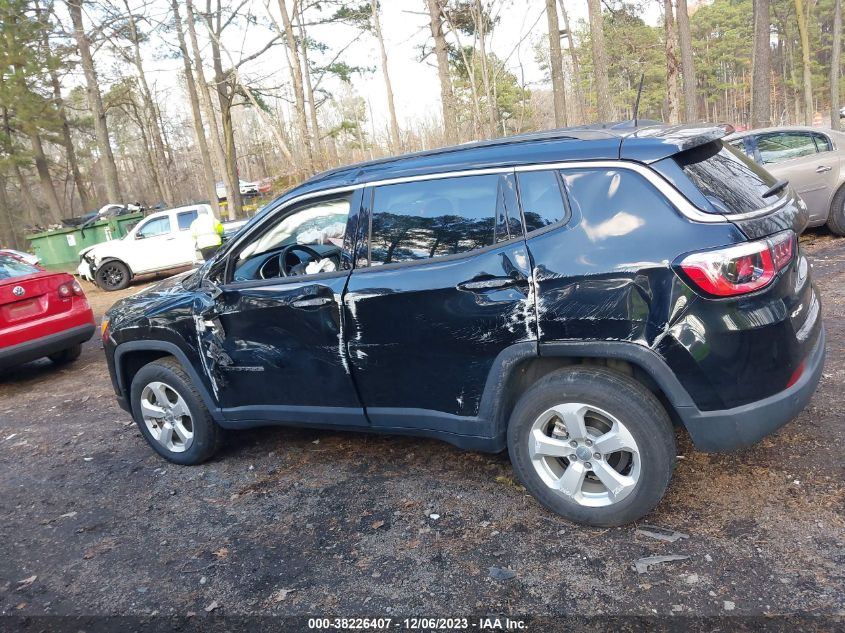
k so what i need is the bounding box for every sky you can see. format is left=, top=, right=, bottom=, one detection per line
left=69, top=0, right=663, bottom=134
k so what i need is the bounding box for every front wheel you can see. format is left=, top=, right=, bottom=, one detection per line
left=507, top=367, right=676, bottom=527
left=825, top=186, right=845, bottom=236
left=96, top=260, right=130, bottom=291
left=130, top=357, right=222, bottom=465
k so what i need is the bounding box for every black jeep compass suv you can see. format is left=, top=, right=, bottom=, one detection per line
left=102, top=124, right=825, bottom=526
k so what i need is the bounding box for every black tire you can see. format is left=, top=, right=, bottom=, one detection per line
left=48, top=343, right=82, bottom=365
left=825, top=186, right=845, bottom=236
left=96, top=260, right=130, bottom=291
left=507, top=367, right=676, bottom=527
left=130, top=357, right=222, bottom=465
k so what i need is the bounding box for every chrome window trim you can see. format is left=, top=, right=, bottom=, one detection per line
left=229, top=159, right=738, bottom=258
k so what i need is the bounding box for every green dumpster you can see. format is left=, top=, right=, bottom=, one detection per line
left=26, top=212, right=144, bottom=271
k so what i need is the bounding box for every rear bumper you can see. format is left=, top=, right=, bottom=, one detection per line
left=0, top=323, right=96, bottom=370
left=679, top=325, right=825, bottom=452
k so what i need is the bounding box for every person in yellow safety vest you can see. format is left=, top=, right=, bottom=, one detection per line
left=190, top=213, right=225, bottom=261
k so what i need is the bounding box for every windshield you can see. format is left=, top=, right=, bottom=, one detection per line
left=673, top=140, right=781, bottom=214
left=0, top=255, right=40, bottom=280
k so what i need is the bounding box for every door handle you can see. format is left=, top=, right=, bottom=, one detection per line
left=458, top=276, right=522, bottom=291
left=291, top=296, right=332, bottom=308
left=816, top=165, right=832, bottom=173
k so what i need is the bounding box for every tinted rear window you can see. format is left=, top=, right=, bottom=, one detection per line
left=0, top=255, right=40, bottom=280
left=674, top=140, right=779, bottom=214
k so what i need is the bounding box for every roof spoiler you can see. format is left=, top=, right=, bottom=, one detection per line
left=620, top=124, right=734, bottom=163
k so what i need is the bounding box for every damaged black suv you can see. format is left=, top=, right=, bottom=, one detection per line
left=103, top=124, right=825, bottom=527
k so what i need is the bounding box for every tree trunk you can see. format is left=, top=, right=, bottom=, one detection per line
left=0, top=179, right=21, bottom=249
left=751, top=0, right=772, bottom=128
left=295, top=5, right=322, bottom=167
left=13, top=164, right=40, bottom=228
left=794, top=0, right=813, bottom=125
left=278, top=0, right=315, bottom=172
left=558, top=0, right=584, bottom=123
left=66, top=0, right=121, bottom=202
left=663, top=0, right=680, bottom=124
left=371, top=0, right=401, bottom=152
left=426, top=0, right=458, bottom=144
left=186, top=0, right=229, bottom=195
left=171, top=0, right=219, bottom=215
left=475, top=0, right=497, bottom=136
left=205, top=0, right=241, bottom=219
left=545, top=0, right=567, bottom=127
left=676, top=0, right=697, bottom=121
left=831, top=0, right=842, bottom=130
left=29, top=132, right=63, bottom=222
left=587, top=0, right=612, bottom=121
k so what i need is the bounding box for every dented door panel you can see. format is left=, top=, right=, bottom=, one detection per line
left=345, top=241, right=535, bottom=424
left=205, top=273, right=366, bottom=421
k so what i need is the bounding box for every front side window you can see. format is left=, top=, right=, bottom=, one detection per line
left=369, top=175, right=498, bottom=265
left=813, top=133, right=833, bottom=153
left=757, top=132, right=818, bottom=164
left=177, top=210, right=199, bottom=231
left=136, top=216, right=171, bottom=239
left=674, top=140, right=779, bottom=214
left=232, top=196, right=350, bottom=282
left=517, top=170, right=568, bottom=233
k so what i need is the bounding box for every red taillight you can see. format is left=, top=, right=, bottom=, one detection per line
left=58, top=283, right=72, bottom=298
left=679, top=230, right=795, bottom=297
left=71, top=280, right=84, bottom=296
left=785, top=361, right=805, bottom=389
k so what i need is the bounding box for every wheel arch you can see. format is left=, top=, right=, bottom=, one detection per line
left=114, top=340, right=222, bottom=421
left=484, top=341, right=696, bottom=441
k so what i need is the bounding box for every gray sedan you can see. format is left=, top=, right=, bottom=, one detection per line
left=726, top=126, right=845, bottom=234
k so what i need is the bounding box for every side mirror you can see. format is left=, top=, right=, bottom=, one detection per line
left=201, top=277, right=222, bottom=299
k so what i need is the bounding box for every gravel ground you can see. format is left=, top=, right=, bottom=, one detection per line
left=1, top=234, right=844, bottom=627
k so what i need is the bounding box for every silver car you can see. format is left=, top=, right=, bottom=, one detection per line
left=726, top=126, right=845, bottom=234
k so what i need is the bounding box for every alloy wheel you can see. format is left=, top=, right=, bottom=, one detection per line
left=139, top=381, right=194, bottom=453
left=528, top=402, right=641, bottom=507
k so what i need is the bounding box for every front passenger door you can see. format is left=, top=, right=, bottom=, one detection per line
left=202, top=191, right=367, bottom=426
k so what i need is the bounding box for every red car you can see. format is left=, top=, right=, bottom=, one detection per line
left=0, top=253, right=96, bottom=370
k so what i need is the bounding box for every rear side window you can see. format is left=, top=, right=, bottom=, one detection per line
left=0, top=255, right=39, bottom=280
left=517, top=170, right=568, bottom=233
left=673, top=141, right=778, bottom=215
left=369, top=175, right=498, bottom=265
left=177, top=210, right=199, bottom=231
left=757, top=132, right=818, bottom=164
left=560, top=168, right=670, bottom=239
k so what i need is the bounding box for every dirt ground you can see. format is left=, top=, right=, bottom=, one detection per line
left=1, top=233, right=844, bottom=625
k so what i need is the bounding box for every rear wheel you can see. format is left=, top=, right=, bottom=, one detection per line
left=507, top=367, right=676, bottom=527
left=96, top=260, right=130, bottom=291
left=48, top=343, right=82, bottom=365
left=825, top=186, right=845, bottom=236
left=130, top=357, right=221, bottom=465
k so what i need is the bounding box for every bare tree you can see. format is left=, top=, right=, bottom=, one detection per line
left=676, top=0, right=696, bottom=121
left=557, top=0, right=583, bottom=123
left=587, top=0, right=611, bottom=121
left=664, top=0, right=680, bottom=124
left=184, top=0, right=229, bottom=201
left=794, top=0, right=813, bottom=125
left=278, top=0, right=316, bottom=171
left=67, top=0, right=122, bottom=202
left=426, top=0, right=458, bottom=144
left=28, top=132, right=62, bottom=221
left=831, top=0, right=842, bottom=130
left=545, top=0, right=567, bottom=127
left=171, top=0, right=219, bottom=215
left=751, top=0, right=771, bottom=127
left=371, top=0, right=401, bottom=152
left=120, top=0, right=173, bottom=204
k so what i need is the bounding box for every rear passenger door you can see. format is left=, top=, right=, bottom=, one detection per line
left=344, top=172, right=534, bottom=436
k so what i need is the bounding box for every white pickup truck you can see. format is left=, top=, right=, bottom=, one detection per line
left=77, top=204, right=245, bottom=291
